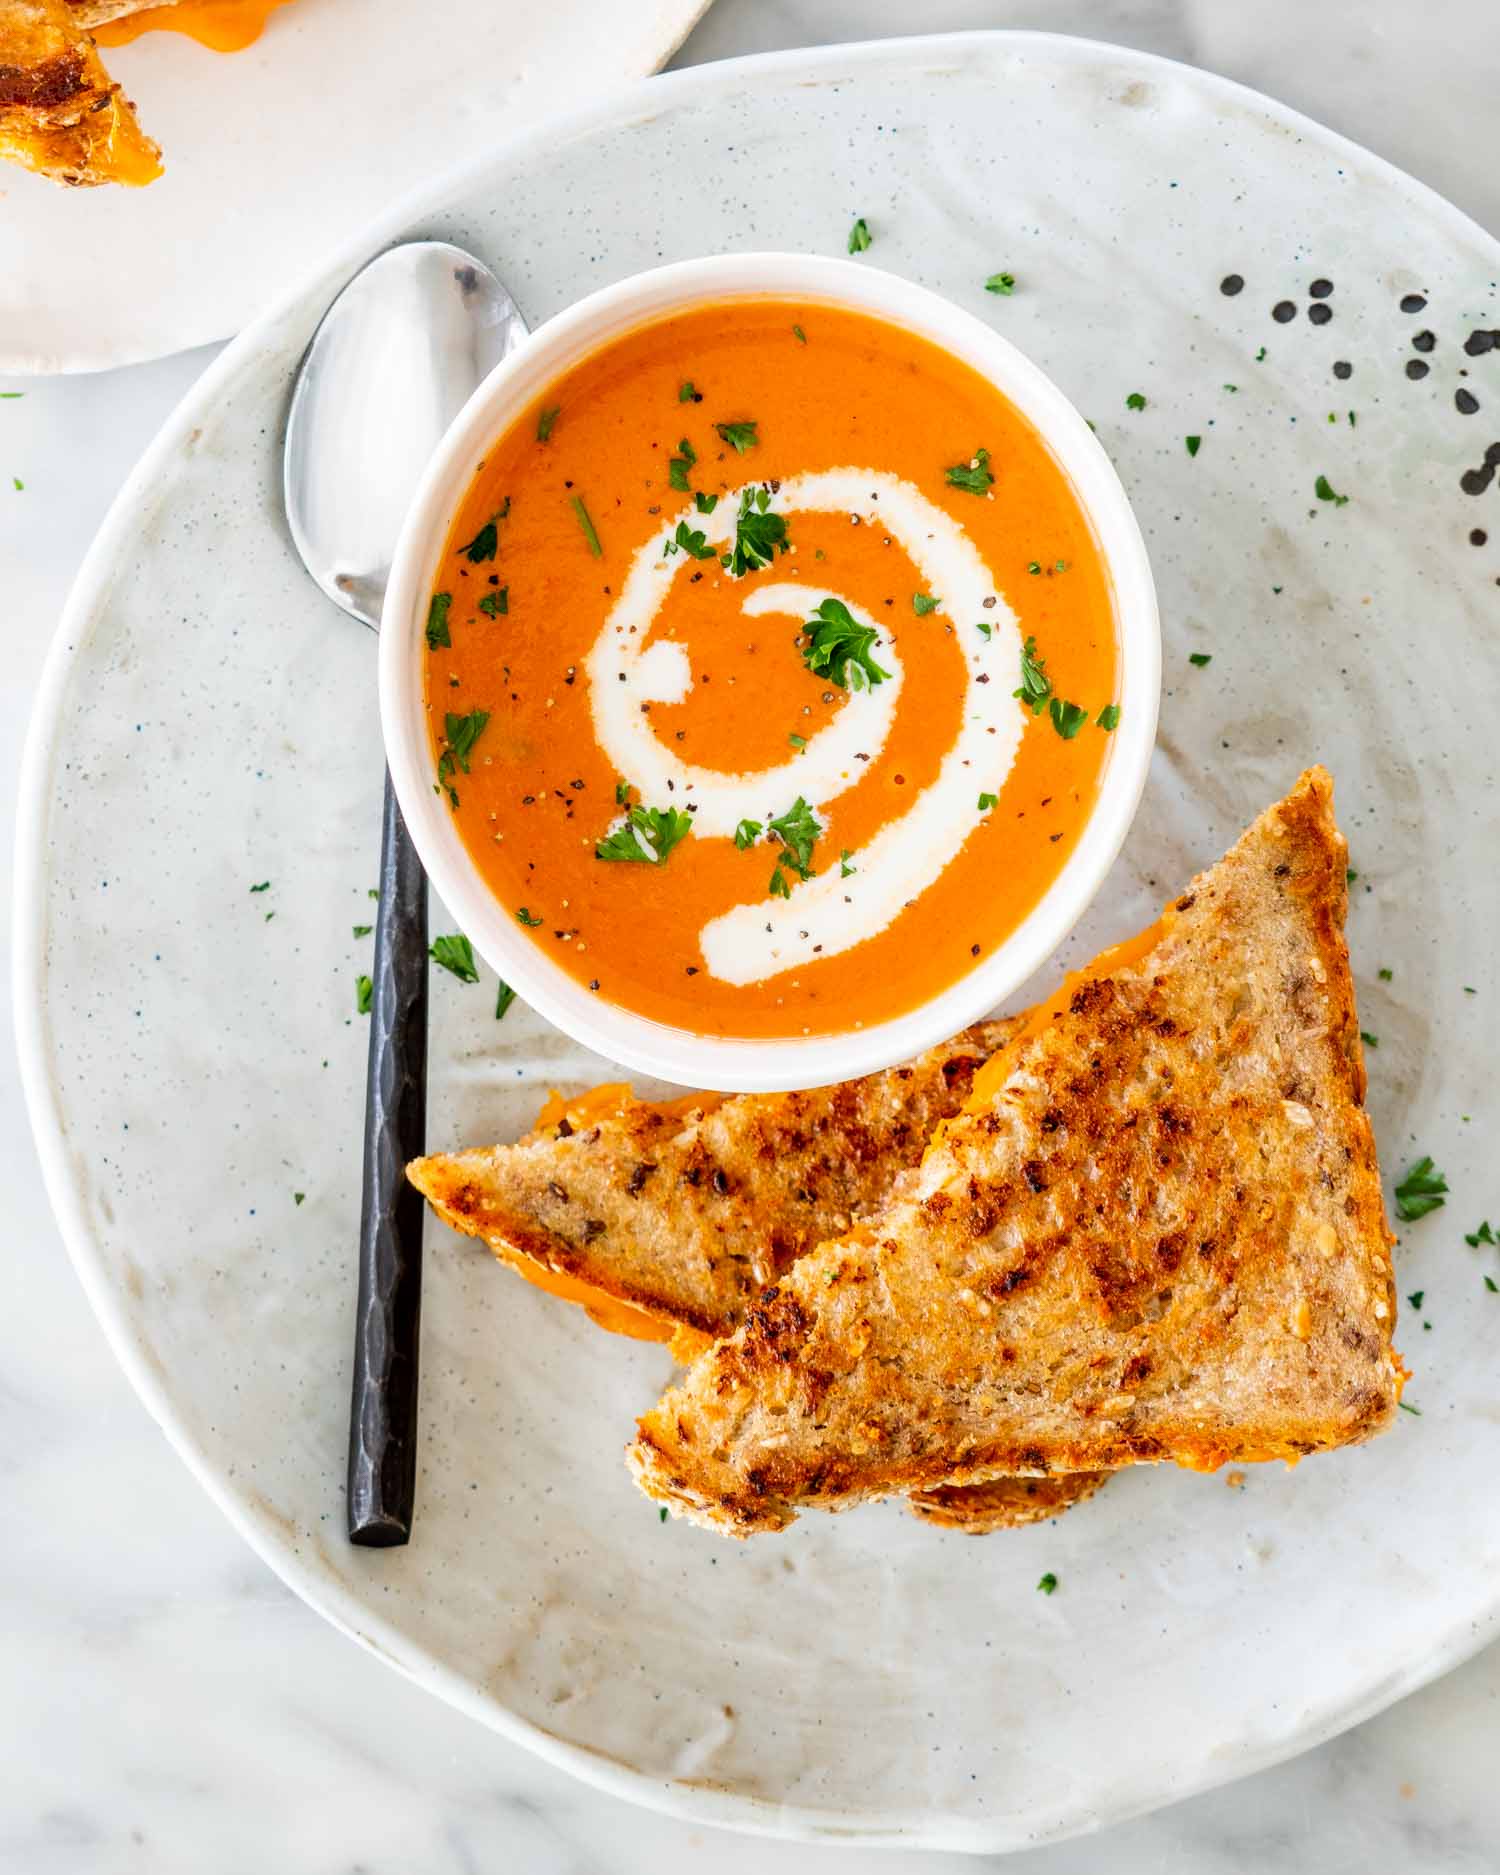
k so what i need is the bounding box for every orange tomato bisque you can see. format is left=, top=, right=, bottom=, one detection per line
left=424, top=299, right=1120, bottom=1042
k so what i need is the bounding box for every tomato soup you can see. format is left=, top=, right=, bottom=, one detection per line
left=423, top=300, right=1119, bottom=1040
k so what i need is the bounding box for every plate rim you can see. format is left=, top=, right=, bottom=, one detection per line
left=16, top=28, right=1500, bottom=1851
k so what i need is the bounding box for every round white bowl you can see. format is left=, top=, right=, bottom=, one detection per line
left=381, top=252, right=1159, bottom=1092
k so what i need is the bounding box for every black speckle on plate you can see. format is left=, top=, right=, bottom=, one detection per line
left=1309, top=278, right=1333, bottom=298
left=1399, top=292, right=1428, bottom=313
left=1308, top=303, right=1333, bottom=326
left=1406, top=358, right=1430, bottom=380
left=1412, top=329, right=1437, bottom=353
left=1463, top=329, right=1496, bottom=356
left=1333, top=360, right=1353, bottom=380
left=1456, top=389, right=1480, bottom=415
left=1220, top=273, right=1244, bottom=296
left=1272, top=300, right=1297, bottom=324
left=1487, top=443, right=1500, bottom=465
left=1470, top=529, right=1489, bottom=547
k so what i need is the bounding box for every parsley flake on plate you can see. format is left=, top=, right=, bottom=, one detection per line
left=945, top=447, right=993, bottom=494
left=596, top=804, right=695, bottom=865
left=1394, top=1156, right=1447, bottom=1222
left=847, top=217, right=872, bottom=254
left=478, top=587, right=508, bottom=618
left=1036, top=1572, right=1058, bottom=1595
left=1315, top=474, right=1349, bottom=507
left=1125, top=392, right=1147, bottom=411
left=352, top=923, right=372, bottom=938
left=1185, top=434, right=1202, bottom=457
left=425, top=591, right=452, bottom=650
left=984, top=272, right=1016, bottom=296
left=430, top=933, right=479, bottom=982
left=715, top=420, right=758, bottom=455
left=495, top=981, right=516, bottom=1020
left=802, top=597, right=890, bottom=691
left=355, top=973, right=373, bottom=1015
left=1464, top=1220, right=1497, bottom=1248
left=1189, top=651, right=1212, bottom=667
left=249, top=880, right=270, bottom=894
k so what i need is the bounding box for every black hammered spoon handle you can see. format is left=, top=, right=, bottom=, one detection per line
left=347, top=770, right=429, bottom=1545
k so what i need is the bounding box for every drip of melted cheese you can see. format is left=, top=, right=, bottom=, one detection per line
left=94, top=0, right=294, bottom=52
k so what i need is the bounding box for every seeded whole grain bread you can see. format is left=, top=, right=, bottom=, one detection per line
left=409, top=1020, right=1110, bottom=1534
left=0, top=0, right=161, bottom=185
left=628, top=769, right=1401, bottom=1536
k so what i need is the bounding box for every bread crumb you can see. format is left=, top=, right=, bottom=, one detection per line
left=1226, top=1469, right=1246, bottom=1490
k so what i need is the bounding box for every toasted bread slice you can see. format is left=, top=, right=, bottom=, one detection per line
left=629, top=770, right=1401, bottom=1535
left=411, top=1018, right=1109, bottom=1531
left=0, top=0, right=161, bottom=185
left=410, top=1021, right=1018, bottom=1340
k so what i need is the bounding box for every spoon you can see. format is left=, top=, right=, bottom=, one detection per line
left=284, top=241, right=529, bottom=1545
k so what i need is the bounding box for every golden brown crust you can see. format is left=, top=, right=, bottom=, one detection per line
left=409, top=1020, right=1020, bottom=1339
left=0, top=0, right=161, bottom=185
left=908, top=1470, right=1106, bottom=1533
left=629, top=770, right=1401, bottom=1535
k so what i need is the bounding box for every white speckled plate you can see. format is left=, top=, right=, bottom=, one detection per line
left=16, top=33, right=1500, bottom=1852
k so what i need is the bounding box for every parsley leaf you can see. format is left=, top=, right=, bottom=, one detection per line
left=460, top=500, right=509, bottom=562
left=1049, top=697, right=1089, bottom=740
left=355, top=974, right=373, bottom=1014
left=1013, top=635, right=1052, bottom=714
left=840, top=849, right=855, bottom=877
left=1185, top=435, right=1202, bottom=457
left=802, top=596, right=890, bottom=691
left=1125, top=392, right=1147, bottom=410
left=725, top=485, right=789, bottom=577
left=673, top=520, right=716, bottom=561
left=1378, top=967, right=1393, bottom=981
left=571, top=495, right=603, bottom=557
left=516, top=907, right=543, bottom=927
left=1037, top=1572, right=1058, bottom=1595
left=1315, top=473, right=1349, bottom=506
left=975, top=620, right=992, bottom=640
left=788, top=732, right=807, bottom=750
left=430, top=933, right=479, bottom=982
left=792, top=324, right=807, bottom=344
left=249, top=881, right=270, bottom=893
left=945, top=447, right=993, bottom=494
left=495, top=980, right=516, bottom=1020
left=984, top=272, right=1016, bottom=296
left=352, top=923, right=371, bottom=938
left=1096, top=703, right=1122, bottom=731
left=767, top=796, right=820, bottom=878
left=478, top=588, right=508, bottom=618
left=1189, top=651, right=1213, bottom=667
left=596, top=804, right=695, bottom=865
left=769, top=867, right=792, bottom=899
left=734, top=818, right=763, bottom=849
left=678, top=380, right=698, bottom=403
left=1360, top=1030, right=1379, bottom=1048
left=715, top=420, right=758, bottom=455
left=615, top=779, right=632, bottom=805
left=912, top=592, right=941, bottom=615
left=426, top=592, right=452, bottom=649
left=694, top=491, right=719, bottom=514
left=847, top=217, right=872, bottom=254
left=536, top=406, right=559, bottom=443
left=668, top=436, right=696, bottom=491
left=977, top=792, right=998, bottom=811
left=442, top=709, right=489, bottom=774
left=1394, top=1156, right=1448, bottom=1222
left=1464, top=1220, right=1497, bottom=1248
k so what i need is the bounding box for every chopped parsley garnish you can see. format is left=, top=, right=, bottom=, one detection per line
left=1125, top=392, right=1147, bottom=410
left=1189, top=651, right=1212, bottom=667
left=294, top=1192, right=305, bottom=1205
left=571, top=494, right=603, bottom=557
left=668, top=436, right=696, bottom=491
left=1488, top=1277, right=1499, bottom=1294
left=802, top=596, right=890, bottom=691
left=430, top=933, right=479, bottom=982
left=426, top=591, right=452, bottom=649
left=1256, top=345, right=1267, bottom=361
left=724, top=484, right=789, bottom=577
left=460, top=499, right=509, bottom=562
left=769, top=868, right=791, bottom=899
left=249, top=881, right=270, bottom=893
left=536, top=406, right=559, bottom=443
left=495, top=980, right=516, bottom=1020
left=1398, top=1401, right=1422, bottom=1416
left=1027, top=561, right=1042, bottom=575
left=1408, top=1290, right=1425, bottom=1310
left=615, top=778, right=632, bottom=805
left=912, top=592, right=940, bottom=615
left=694, top=491, right=719, bottom=514
left=678, top=380, right=698, bottom=403
left=984, top=273, right=1016, bottom=296
left=1036, top=1572, right=1058, bottom=1595
left=478, top=587, right=508, bottom=617
left=441, top=709, right=489, bottom=774
left=975, top=620, right=992, bottom=640
left=1378, top=967, right=1393, bottom=981
left=659, top=1504, right=669, bottom=1522
left=672, top=520, right=716, bottom=561
left=1464, top=1220, right=1497, bottom=1248
left=840, top=849, right=855, bottom=877
left=792, top=324, right=807, bottom=343
left=1185, top=435, right=1202, bottom=457
left=1394, top=1156, right=1447, bottom=1222
left=977, top=792, right=998, bottom=811
left=596, top=803, right=694, bottom=865
left=847, top=217, right=872, bottom=254
left=1360, top=1031, right=1379, bottom=1048
left=1315, top=474, right=1349, bottom=507
left=1048, top=697, right=1089, bottom=740
left=516, top=907, right=543, bottom=927
left=355, top=973, right=373, bottom=1014
left=715, top=420, right=758, bottom=455
left=1013, top=635, right=1052, bottom=714
left=945, top=447, right=993, bottom=494
left=788, top=732, right=807, bottom=750
left=1096, top=703, right=1121, bottom=731
left=352, top=923, right=372, bottom=938
left=767, top=796, right=820, bottom=879
left=734, top=818, right=763, bottom=849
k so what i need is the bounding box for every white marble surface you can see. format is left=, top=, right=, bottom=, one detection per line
left=4, top=2, right=1500, bottom=1868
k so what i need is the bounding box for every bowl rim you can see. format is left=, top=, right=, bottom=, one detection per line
left=380, top=249, right=1160, bottom=1091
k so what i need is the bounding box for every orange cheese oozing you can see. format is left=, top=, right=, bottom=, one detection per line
left=94, top=0, right=294, bottom=51
left=428, top=299, right=1120, bottom=1040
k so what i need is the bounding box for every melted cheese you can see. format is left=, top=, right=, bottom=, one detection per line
left=105, top=104, right=164, bottom=184
left=485, top=1241, right=671, bottom=1344
left=94, top=0, right=294, bottom=52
